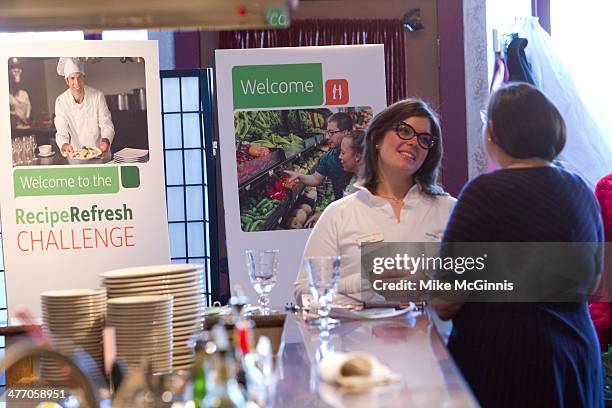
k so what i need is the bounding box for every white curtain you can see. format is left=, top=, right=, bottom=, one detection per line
left=518, top=17, right=612, bottom=188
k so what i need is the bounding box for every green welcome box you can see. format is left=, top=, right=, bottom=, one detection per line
left=232, top=63, right=324, bottom=109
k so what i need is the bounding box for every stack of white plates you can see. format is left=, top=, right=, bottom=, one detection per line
left=113, top=148, right=149, bottom=163
left=40, top=289, right=106, bottom=382
left=107, top=295, right=173, bottom=373
left=101, top=264, right=205, bottom=370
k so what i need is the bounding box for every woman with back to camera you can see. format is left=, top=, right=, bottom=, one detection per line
left=434, top=83, right=604, bottom=407
left=293, top=99, right=456, bottom=312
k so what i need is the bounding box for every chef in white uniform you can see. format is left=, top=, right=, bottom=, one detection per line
left=54, top=57, right=114, bottom=156
left=8, top=61, right=32, bottom=128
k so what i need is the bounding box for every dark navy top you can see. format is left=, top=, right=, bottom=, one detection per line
left=442, top=167, right=604, bottom=407
left=316, top=147, right=351, bottom=200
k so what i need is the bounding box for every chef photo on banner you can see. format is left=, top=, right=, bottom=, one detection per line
left=55, top=57, right=115, bottom=157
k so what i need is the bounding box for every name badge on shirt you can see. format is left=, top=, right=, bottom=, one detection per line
left=356, top=232, right=384, bottom=246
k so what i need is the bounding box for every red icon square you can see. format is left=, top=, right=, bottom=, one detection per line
left=325, top=79, right=349, bottom=105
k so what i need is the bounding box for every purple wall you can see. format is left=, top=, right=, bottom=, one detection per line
left=532, top=0, right=551, bottom=33
left=437, top=1, right=468, bottom=196
left=174, top=31, right=201, bottom=69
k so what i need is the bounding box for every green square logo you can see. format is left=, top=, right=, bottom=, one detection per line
left=120, top=166, right=140, bottom=189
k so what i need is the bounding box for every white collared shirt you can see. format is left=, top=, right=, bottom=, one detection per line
left=54, top=85, right=115, bottom=150
left=294, top=184, right=456, bottom=303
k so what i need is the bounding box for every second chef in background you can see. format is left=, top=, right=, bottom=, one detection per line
left=54, top=57, right=115, bottom=156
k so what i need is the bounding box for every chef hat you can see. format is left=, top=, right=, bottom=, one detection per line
left=56, top=57, right=85, bottom=78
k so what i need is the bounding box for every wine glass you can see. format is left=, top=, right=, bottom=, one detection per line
left=246, top=249, right=279, bottom=315
left=305, top=256, right=341, bottom=330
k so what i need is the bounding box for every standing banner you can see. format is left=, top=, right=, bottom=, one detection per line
left=216, top=45, right=386, bottom=306
left=0, top=41, right=170, bottom=321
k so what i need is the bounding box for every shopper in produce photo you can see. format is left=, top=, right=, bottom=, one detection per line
left=339, top=129, right=365, bottom=196
left=294, top=99, right=455, bottom=315
left=54, top=57, right=115, bottom=156
left=301, top=130, right=366, bottom=228
left=284, top=112, right=353, bottom=204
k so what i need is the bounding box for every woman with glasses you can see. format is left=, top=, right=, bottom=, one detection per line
left=294, top=99, right=456, bottom=321
left=434, top=83, right=604, bottom=407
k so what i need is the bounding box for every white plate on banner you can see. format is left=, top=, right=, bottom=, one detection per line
left=101, top=264, right=202, bottom=280
left=114, top=148, right=149, bottom=158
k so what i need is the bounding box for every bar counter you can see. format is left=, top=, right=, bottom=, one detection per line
left=272, top=312, right=478, bottom=407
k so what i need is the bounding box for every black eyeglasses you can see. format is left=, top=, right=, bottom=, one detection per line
left=394, top=122, right=437, bottom=149
left=325, top=129, right=344, bottom=136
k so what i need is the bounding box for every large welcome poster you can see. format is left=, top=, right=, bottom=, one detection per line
left=0, top=41, right=170, bottom=320
left=216, top=45, right=386, bottom=305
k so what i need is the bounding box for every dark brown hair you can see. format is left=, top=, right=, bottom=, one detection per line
left=487, top=83, right=566, bottom=161
left=327, top=112, right=353, bottom=131
left=360, top=98, right=446, bottom=196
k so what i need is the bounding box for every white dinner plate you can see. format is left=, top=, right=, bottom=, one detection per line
left=101, top=264, right=202, bottom=279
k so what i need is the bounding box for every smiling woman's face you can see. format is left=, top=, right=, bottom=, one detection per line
left=377, top=116, right=430, bottom=176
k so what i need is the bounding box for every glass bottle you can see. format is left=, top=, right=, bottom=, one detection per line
left=202, top=325, right=247, bottom=408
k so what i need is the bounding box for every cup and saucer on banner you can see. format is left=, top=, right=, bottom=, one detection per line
left=37, top=144, right=55, bottom=157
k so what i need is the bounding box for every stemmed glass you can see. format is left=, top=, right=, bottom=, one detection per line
left=246, top=249, right=279, bottom=315
left=305, top=256, right=341, bottom=331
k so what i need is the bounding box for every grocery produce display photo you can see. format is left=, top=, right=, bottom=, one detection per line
left=235, top=106, right=373, bottom=232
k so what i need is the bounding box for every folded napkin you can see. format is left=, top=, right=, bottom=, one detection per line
left=318, top=352, right=399, bottom=391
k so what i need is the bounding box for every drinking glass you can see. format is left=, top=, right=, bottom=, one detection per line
left=29, top=135, right=37, bottom=162
left=246, top=249, right=279, bottom=315
left=305, top=256, right=341, bottom=330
